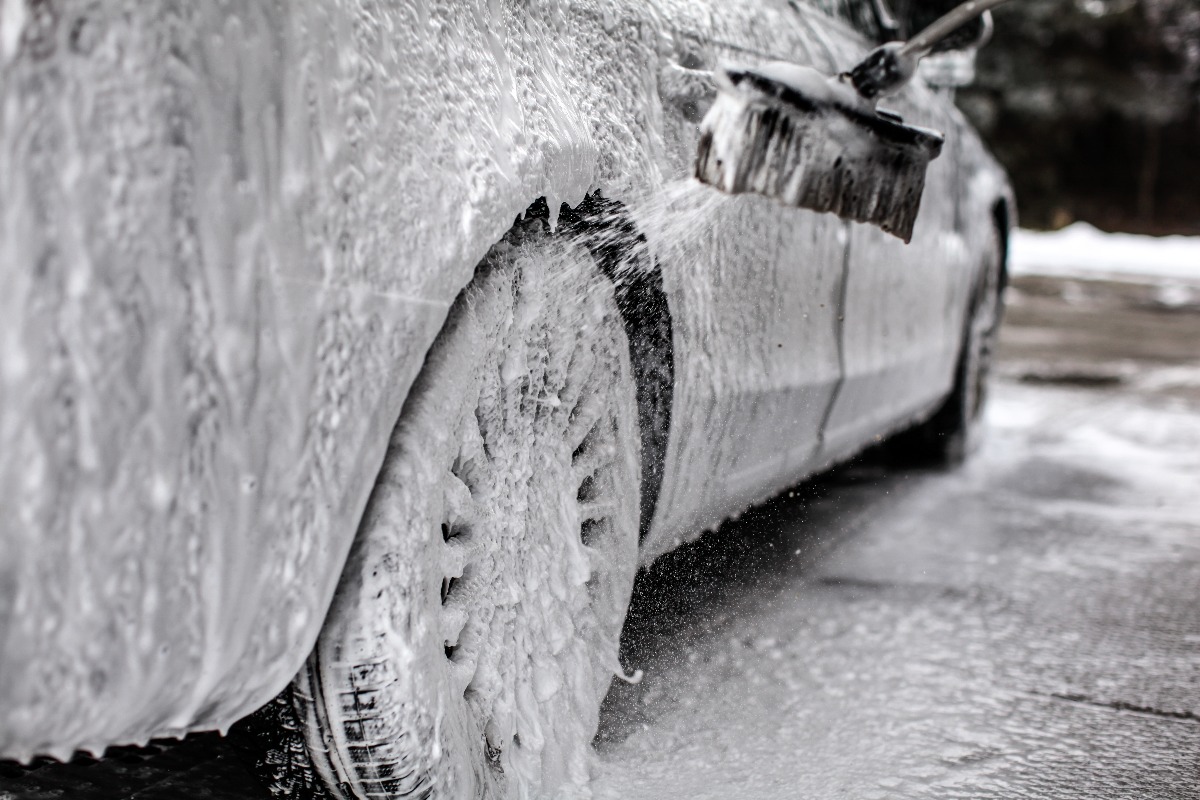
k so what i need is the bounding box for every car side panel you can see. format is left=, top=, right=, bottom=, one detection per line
left=811, top=23, right=980, bottom=463
left=638, top=0, right=852, bottom=560
left=0, top=0, right=1009, bottom=760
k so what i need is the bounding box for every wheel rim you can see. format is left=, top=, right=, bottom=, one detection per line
left=299, top=222, right=640, bottom=800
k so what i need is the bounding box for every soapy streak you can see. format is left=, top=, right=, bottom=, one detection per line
left=276, top=277, right=451, bottom=309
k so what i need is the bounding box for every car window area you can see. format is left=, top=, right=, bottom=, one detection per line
left=801, top=0, right=887, bottom=39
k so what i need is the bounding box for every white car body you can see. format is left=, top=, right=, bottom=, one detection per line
left=0, top=0, right=1011, bottom=761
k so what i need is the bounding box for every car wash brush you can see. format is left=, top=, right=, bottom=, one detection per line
left=694, top=0, right=1015, bottom=242
left=695, top=63, right=944, bottom=242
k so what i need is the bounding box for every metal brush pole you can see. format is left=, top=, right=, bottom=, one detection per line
left=846, top=0, right=1016, bottom=100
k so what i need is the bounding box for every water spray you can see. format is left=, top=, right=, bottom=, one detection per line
left=694, top=0, right=1015, bottom=242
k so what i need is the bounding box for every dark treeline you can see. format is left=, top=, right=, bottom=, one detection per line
left=958, top=0, right=1200, bottom=234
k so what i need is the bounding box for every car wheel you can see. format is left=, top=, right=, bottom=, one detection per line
left=889, top=229, right=1004, bottom=466
left=244, top=217, right=642, bottom=799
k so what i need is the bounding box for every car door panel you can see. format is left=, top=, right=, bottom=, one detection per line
left=643, top=0, right=852, bottom=557
left=811, top=26, right=974, bottom=462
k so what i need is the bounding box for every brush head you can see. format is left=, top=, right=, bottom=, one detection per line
left=695, top=65, right=944, bottom=243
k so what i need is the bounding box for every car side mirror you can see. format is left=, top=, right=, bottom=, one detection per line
left=915, top=7, right=993, bottom=91
left=918, top=48, right=979, bottom=90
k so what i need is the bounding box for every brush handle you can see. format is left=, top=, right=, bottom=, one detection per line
left=899, top=0, right=1015, bottom=58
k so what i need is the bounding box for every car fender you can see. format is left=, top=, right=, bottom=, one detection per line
left=0, top=0, right=671, bottom=760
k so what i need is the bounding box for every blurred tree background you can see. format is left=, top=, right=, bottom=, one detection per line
left=956, top=0, right=1200, bottom=233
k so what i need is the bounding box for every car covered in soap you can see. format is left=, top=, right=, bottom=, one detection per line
left=0, top=0, right=1011, bottom=796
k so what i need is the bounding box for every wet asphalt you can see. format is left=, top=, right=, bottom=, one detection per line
left=2, top=273, right=1198, bottom=799
left=596, top=273, right=1200, bottom=798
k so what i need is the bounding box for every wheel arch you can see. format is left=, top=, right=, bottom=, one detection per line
left=532, top=194, right=676, bottom=543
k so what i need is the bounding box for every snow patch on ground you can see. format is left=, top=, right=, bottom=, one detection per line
left=1011, top=224, right=1200, bottom=283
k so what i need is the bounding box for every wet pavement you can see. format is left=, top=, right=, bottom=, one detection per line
left=595, top=272, right=1200, bottom=798
left=3, top=272, right=1198, bottom=798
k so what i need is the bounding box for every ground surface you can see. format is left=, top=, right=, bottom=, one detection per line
left=594, top=271, right=1200, bottom=799
left=2, top=272, right=1197, bottom=798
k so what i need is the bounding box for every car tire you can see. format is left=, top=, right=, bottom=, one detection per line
left=240, top=216, right=642, bottom=799
left=887, top=229, right=1004, bottom=467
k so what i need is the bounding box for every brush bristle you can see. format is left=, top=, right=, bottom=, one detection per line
left=695, top=86, right=942, bottom=243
